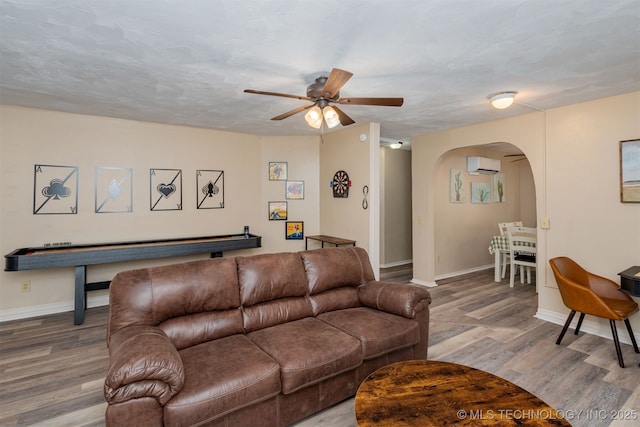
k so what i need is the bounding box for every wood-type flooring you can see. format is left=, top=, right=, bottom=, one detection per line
left=1, top=265, right=638, bottom=426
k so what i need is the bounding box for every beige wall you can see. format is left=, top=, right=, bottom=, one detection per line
left=319, top=123, right=380, bottom=271
left=260, top=135, right=320, bottom=252
left=3, top=92, right=639, bottom=344
left=380, top=147, right=412, bottom=266
left=0, top=106, right=320, bottom=319
left=412, top=91, right=640, bottom=341
left=434, top=146, right=536, bottom=277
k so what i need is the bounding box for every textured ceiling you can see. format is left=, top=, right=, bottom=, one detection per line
left=1, top=0, right=639, bottom=143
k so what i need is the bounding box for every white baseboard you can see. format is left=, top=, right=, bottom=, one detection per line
left=410, top=278, right=438, bottom=287
left=410, top=264, right=494, bottom=288
left=380, top=259, right=413, bottom=269
left=0, top=294, right=110, bottom=323
left=536, top=308, right=639, bottom=346
left=434, top=264, right=493, bottom=281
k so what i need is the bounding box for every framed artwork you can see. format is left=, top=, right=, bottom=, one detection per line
left=471, top=182, right=491, bottom=204
left=197, top=170, right=224, bottom=209
left=493, top=173, right=505, bottom=203
left=95, top=167, right=133, bottom=213
left=285, top=221, right=304, bottom=240
left=269, top=162, right=287, bottom=181
left=150, top=168, right=182, bottom=211
left=268, top=201, right=287, bottom=220
left=33, top=164, right=79, bottom=214
left=620, top=139, right=640, bottom=203
left=285, top=180, right=304, bottom=199
left=450, top=169, right=464, bottom=203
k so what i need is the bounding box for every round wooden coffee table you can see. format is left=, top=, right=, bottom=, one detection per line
left=355, top=360, right=570, bottom=426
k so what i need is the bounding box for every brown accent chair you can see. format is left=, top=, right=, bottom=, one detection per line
left=549, top=257, right=639, bottom=368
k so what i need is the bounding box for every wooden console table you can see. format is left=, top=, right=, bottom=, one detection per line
left=355, top=360, right=570, bottom=426
left=305, top=235, right=356, bottom=250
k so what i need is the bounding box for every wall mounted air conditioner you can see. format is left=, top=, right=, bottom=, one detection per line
left=467, top=156, right=501, bottom=175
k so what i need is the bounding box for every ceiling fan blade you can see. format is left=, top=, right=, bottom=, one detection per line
left=331, top=105, right=355, bottom=126
left=322, top=68, right=353, bottom=99
left=244, top=89, right=310, bottom=101
left=271, top=103, right=316, bottom=121
left=504, top=154, right=526, bottom=157
left=337, top=97, right=404, bottom=107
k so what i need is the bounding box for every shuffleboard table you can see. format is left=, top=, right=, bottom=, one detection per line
left=5, top=233, right=262, bottom=324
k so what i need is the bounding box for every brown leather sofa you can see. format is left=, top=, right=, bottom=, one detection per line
left=103, top=247, right=431, bottom=426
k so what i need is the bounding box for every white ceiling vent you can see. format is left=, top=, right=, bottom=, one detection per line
left=467, top=156, right=501, bottom=175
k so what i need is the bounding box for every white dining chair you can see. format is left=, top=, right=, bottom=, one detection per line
left=506, top=226, right=537, bottom=288
left=498, top=221, right=523, bottom=279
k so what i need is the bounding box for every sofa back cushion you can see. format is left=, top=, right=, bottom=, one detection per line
left=237, top=252, right=313, bottom=332
left=301, top=247, right=375, bottom=315
left=108, top=258, right=243, bottom=349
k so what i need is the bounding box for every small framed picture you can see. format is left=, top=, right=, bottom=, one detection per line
left=285, top=221, right=304, bottom=240
left=268, top=201, right=287, bottom=220
left=471, top=182, right=491, bottom=204
left=269, top=162, right=288, bottom=181
left=285, top=180, right=304, bottom=199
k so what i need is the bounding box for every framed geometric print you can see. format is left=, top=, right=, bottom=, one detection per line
left=197, top=170, right=224, bottom=209
left=150, top=168, right=182, bottom=211
left=95, top=167, right=133, bottom=213
left=33, top=164, right=79, bottom=214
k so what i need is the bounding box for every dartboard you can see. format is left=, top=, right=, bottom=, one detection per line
left=332, top=170, right=349, bottom=198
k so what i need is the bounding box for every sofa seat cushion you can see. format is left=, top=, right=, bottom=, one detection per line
left=248, top=317, right=362, bottom=394
left=318, top=307, right=420, bottom=359
left=164, top=334, right=280, bottom=427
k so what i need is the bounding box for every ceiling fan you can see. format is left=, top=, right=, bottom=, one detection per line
left=244, top=68, right=403, bottom=129
left=504, top=154, right=527, bottom=162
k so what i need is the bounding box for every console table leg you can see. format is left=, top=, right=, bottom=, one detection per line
left=74, top=265, right=86, bottom=325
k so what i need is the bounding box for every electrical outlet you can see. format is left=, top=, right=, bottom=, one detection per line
left=21, top=280, right=31, bottom=292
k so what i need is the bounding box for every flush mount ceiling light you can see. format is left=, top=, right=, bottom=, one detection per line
left=389, top=141, right=403, bottom=149
left=488, top=91, right=518, bottom=109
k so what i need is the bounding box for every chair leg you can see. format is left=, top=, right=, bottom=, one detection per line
left=556, top=310, right=576, bottom=345
left=624, top=319, right=639, bottom=354
left=574, top=313, right=585, bottom=335
left=501, top=253, right=507, bottom=279
left=610, top=320, right=625, bottom=368
left=509, top=260, right=516, bottom=288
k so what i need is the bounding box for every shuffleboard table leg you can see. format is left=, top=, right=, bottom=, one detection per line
left=74, top=266, right=86, bottom=325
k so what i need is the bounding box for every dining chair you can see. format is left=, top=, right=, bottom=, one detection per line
left=506, top=226, right=536, bottom=288
left=549, top=257, right=639, bottom=368
left=498, top=221, right=523, bottom=279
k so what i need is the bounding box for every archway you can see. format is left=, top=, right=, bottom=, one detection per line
left=433, top=142, right=537, bottom=284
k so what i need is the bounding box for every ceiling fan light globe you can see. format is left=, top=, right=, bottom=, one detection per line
left=305, top=106, right=323, bottom=128
left=323, top=106, right=340, bottom=128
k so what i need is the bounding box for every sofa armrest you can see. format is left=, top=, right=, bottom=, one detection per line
left=359, top=281, right=431, bottom=319
left=104, top=325, right=185, bottom=406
